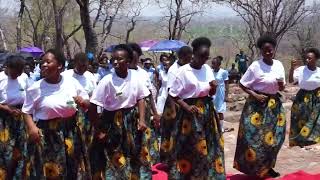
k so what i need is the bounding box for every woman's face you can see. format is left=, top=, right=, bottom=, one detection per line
left=305, top=52, right=317, bottom=67
left=112, top=50, right=129, bottom=75
left=163, top=60, right=171, bottom=71
left=211, top=59, right=220, bottom=69
left=194, top=46, right=210, bottom=65
left=261, top=43, right=275, bottom=60
left=75, top=59, right=88, bottom=75
left=7, top=67, right=23, bottom=79
left=41, top=52, right=62, bottom=79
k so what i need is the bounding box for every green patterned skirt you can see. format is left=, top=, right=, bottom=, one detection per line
left=234, top=94, right=286, bottom=178
left=0, top=107, right=26, bottom=180
left=89, top=107, right=151, bottom=180
left=290, top=88, right=320, bottom=147
left=169, top=97, right=225, bottom=180
left=25, top=113, right=91, bottom=179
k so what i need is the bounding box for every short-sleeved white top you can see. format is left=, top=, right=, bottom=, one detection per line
left=169, top=64, right=215, bottom=99
left=90, top=69, right=150, bottom=111
left=62, top=69, right=97, bottom=95
left=22, top=76, right=89, bottom=120
left=136, top=66, right=153, bottom=90
left=0, top=71, right=29, bottom=106
left=240, top=59, right=286, bottom=95
left=167, top=61, right=181, bottom=89
left=293, top=66, right=320, bottom=90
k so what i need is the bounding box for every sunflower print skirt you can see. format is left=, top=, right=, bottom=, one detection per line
left=90, top=107, right=151, bottom=180
left=159, top=96, right=180, bottom=164
left=169, top=97, right=225, bottom=180
left=144, top=96, right=160, bottom=165
left=234, top=94, right=286, bottom=178
left=0, top=108, right=26, bottom=180
left=290, top=88, right=320, bottom=147
left=25, top=114, right=91, bottom=179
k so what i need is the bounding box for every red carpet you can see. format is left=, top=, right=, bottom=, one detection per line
left=152, top=164, right=320, bottom=180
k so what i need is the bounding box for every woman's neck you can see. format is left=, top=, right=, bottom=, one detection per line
left=263, top=58, right=273, bottom=66
left=307, top=64, right=316, bottom=71
left=45, top=74, right=62, bottom=84
left=190, top=58, right=202, bottom=70
left=116, top=70, right=128, bottom=79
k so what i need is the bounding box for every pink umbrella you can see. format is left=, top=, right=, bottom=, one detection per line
left=139, top=40, right=159, bottom=51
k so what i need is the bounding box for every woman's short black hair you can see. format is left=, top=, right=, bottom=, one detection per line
left=74, top=52, right=88, bottom=63
left=127, top=43, right=143, bottom=57
left=256, top=34, right=277, bottom=49
left=113, top=44, right=134, bottom=63
left=306, top=47, right=320, bottom=59
left=178, top=46, right=192, bottom=56
left=191, top=37, right=211, bottom=52
left=6, top=55, right=25, bottom=72
left=45, top=49, right=66, bottom=68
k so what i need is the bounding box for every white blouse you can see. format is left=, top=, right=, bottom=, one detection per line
left=240, top=59, right=286, bottom=95
left=22, top=76, right=89, bottom=120
left=294, top=66, right=320, bottom=90
left=90, top=69, right=150, bottom=111
left=0, top=71, right=29, bottom=106
left=167, top=61, right=181, bottom=89
left=169, top=64, right=215, bottom=99
left=62, top=69, right=97, bottom=95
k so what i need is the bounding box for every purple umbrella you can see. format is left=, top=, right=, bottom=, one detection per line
left=148, top=40, right=187, bottom=52
left=139, top=40, right=159, bottom=51
left=20, top=47, right=44, bottom=58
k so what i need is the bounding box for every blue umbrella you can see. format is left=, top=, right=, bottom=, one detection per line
left=148, top=40, right=187, bottom=52
left=105, top=45, right=117, bottom=53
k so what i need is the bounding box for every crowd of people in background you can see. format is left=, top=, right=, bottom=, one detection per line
left=0, top=34, right=319, bottom=180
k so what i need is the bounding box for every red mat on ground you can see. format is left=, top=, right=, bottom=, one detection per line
left=152, top=164, right=320, bottom=180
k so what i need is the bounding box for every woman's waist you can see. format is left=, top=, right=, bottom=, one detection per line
left=37, top=114, right=77, bottom=129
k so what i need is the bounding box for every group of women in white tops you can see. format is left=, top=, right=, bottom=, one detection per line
left=0, top=34, right=319, bottom=180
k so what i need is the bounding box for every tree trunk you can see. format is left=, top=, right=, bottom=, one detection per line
left=16, top=0, right=25, bottom=50
left=77, top=0, right=98, bottom=54
left=51, top=0, right=65, bottom=53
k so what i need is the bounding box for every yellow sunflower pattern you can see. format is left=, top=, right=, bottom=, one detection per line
left=245, top=148, right=256, bottom=162
left=195, top=100, right=205, bottom=114
left=219, top=136, right=224, bottom=148
left=162, top=106, right=176, bottom=120
left=161, top=137, right=174, bottom=153
left=264, top=131, right=274, bottom=146
left=277, top=113, right=286, bottom=126
left=250, top=112, right=262, bottom=127
left=145, top=128, right=151, bottom=141
left=43, top=162, right=62, bottom=178
left=214, top=157, right=224, bottom=174
left=304, top=94, right=310, bottom=103
left=111, top=152, right=126, bottom=168
left=140, top=146, right=151, bottom=162
left=0, top=168, right=6, bottom=180
left=181, top=118, right=192, bottom=135
left=300, top=126, right=310, bottom=137
left=114, top=111, right=123, bottom=128
left=268, top=98, right=277, bottom=109
left=0, top=128, right=9, bottom=143
left=25, top=161, right=31, bottom=177
left=317, top=90, right=320, bottom=97
left=196, top=139, right=208, bottom=156
left=176, top=159, right=192, bottom=174
left=64, top=138, right=74, bottom=155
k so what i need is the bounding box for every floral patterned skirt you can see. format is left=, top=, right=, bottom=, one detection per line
left=25, top=113, right=91, bottom=179
left=234, top=94, right=286, bottom=178
left=169, top=97, right=225, bottom=180
left=159, top=96, right=179, bottom=164
left=144, top=96, right=160, bottom=165
left=290, top=88, right=320, bottom=147
left=0, top=108, right=26, bottom=180
left=89, top=107, right=151, bottom=180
